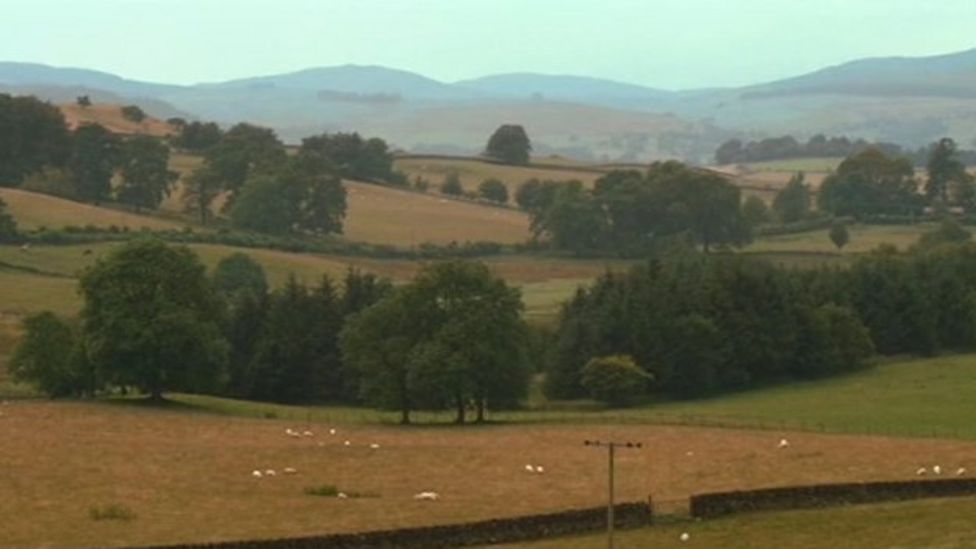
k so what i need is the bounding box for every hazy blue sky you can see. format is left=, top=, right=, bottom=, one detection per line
left=3, top=0, right=974, bottom=89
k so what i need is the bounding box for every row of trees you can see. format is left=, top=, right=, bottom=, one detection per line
left=514, top=162, right=750, bottom=255
left=775, top=139, right=975, bottom=219
left=11, top=241, right=533, bottom=423
left=548, top=240, right=976, bottom=402
left=715, top=133, right=976, bottom=166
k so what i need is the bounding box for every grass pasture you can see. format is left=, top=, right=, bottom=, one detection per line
left=3, top=399, right=976, bottom=547
left=0, top=242, right=625, bottom=322
left=342, top=180, right=532, bottom=245
left=394, top=156, right=603, bottom=202
left=746, top=222, right=930, bottom=255
left=494, top=497, right=976, bottom=548
left=0, top=187, right=186, bottom=231
left=59, top=103, right=176, bottom=137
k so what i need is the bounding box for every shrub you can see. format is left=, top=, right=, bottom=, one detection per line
left=580, top=355, right=651, bottom=407
left=440, top=173, right=464, bottom=196
left=89, top=503, right=136, bottom=521
left=120, top=105, right=146, bottom=123
left=478, top=178, right=509, bottom=203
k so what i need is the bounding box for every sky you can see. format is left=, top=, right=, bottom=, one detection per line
left=2, top=0, right=975, bottom=90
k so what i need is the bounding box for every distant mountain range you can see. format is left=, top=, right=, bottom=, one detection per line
left=2, top=48, right=976, bottom=162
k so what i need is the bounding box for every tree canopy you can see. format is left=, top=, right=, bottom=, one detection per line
left=0, top=94, right=71, bottom=187
left=341, top=261, right=530, bottom=423
left=79, top=239, right=228, bottom=400
left=485, top=124, right=532, bottom=165
left=117, top=135, right=178, bottom=212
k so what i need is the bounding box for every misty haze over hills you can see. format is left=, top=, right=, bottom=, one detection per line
left=2, top=47, right=975, bottom=162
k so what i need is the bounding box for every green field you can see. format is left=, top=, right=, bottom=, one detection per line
left=0, top=242, right=620, bottom=324
left=492, top=497, right=976, bottom=548
left=156, top=353, right=976, bottom=442
left=744, top=157, right=843, bottom=173
left=746, top=223, right=930, bottom=254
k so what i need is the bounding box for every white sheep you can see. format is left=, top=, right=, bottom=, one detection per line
left=370, top=443, right=380, bottom=450
left=283, top=467, right=297, bottom=475
left=916, top=467, right=927, bottom=476
left=777, top=438, right=790, bottom=449
left=413, top=491, right=439, bottom=501
left=535, top=465, right=545, bottom=474
left=680, top=532, right=690, bottom=542
left=933, top=465, right=942, bottom=475
left=344, top=440, right=351, bottom=447
left=265, top=469, right=277, bottom=476
left=302, top=430, right=314, bottom=437
left=329, top=428, right=337, bottom=435
left=252, top=470, right=263, bottom=478
left=525, top=464, right=535, bottom=473
left=957, top=467, right=967, bottom=476
left=337, top=492, right=348, bottom=499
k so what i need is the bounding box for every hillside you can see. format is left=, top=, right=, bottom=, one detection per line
left=0, top=187, right=186, bottom=231
left=59, top=102, right=176, bottom=136
left=6, top=49, right=976, bottom=159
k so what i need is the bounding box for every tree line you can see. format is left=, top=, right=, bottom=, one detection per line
left=11, top=240, right=532, bottom=423
left=715, top=133, right=976, bottom=166
left=547, top=239, right=976, bottom=403
left=513, top=161, right=751, bottom=255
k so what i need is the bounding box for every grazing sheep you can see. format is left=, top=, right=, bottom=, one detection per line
left=329, top=428, right=337, bottom=435
left=933, top=465, right=942, bottom=475
left=344, top=440, right=351, bottom=446
left=777, top=438, right=789, bottom=449
left=369, top=443, right=380, bottom=450
left=525, top=464, right=535, bottom=473
left=252, top=470, right=263, bottom=478
left=916, top=467, right=927, bottom=476
left=680, top=532, right=690, bottom=542
left=284, top=467, right=297, bottom=475
left=413, top=491, right=439, bottom=501
left=957, top=467, right=967, bottom=476
left=285, top=428, right=300, bottom=437
left=19, top=243, right=30, bottom=253
left=265, top=469, right=276, bottom=476
left=303, top=430, right=314, bottom=437
left=337, top=492, right=348, bottom=499
left=535, top=465, right=545, bottom=474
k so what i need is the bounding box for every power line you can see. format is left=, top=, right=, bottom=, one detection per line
left=584, top=439, right=642, bottom=549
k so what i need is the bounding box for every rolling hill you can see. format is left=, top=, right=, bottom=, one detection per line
left=3, top=48, right=976, bottom=161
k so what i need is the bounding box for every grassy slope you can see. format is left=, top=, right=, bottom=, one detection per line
left=493, top=497, right=976, bottom=549
left=59, top=103, right=176, bottom=137
left=0, top=242, right=625, bottom=322
left=174, top=353, right=976, bottom=440
left=0, top=188, right=186, bottom=231
left=745, top=222, right=930, bottom=254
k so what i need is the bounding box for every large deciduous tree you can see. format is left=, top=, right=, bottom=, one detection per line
left=0, top=94, right=71, bottom=187
left=341, top=261, right=530, bottom=424
left=79, top=239, right=228, bottom=400
left=117, top=135, right=178, bottom=212
left=484, top=124, right=532, bottom=165
left=205, top=123, right=287, bottom=207
left=772, top=172, right=811, bottom=223
left=818, top=148, right=921, bottom=217
left=69, top=123, right=120, bottom=204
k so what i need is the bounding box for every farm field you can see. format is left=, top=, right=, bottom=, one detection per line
left=0, top=187, right=187, bottom=231
left=745, top=222, right=931, bottom=254
left=342, top=180, right=531, bottom=245
left=0, top=242, right=625, bottom=322
left=3, top=399, right=976, bottom=548
left=493, top=497, right=976, bottom=548
left=169, top=353, right=976, bottom=441
left=395, top=156, right=603, bottom=201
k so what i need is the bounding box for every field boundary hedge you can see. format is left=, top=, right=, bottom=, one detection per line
left=690, top=478, right=976, bottom=518
left=137, top=501, right=650, bottom=549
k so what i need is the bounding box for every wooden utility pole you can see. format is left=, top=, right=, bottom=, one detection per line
left=584, top=440, right=642, bottom=549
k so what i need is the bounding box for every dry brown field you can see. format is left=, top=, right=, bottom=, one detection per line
left=342, top=180, right=532, bottom=245
left=3, top=400, right=975, bottom=547
left=0, top=188, right=186, bottom=231
left=59, top=103, right=176, bottom=137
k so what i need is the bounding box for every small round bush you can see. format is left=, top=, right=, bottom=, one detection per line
left=580, top=355, right=651, bottom=407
